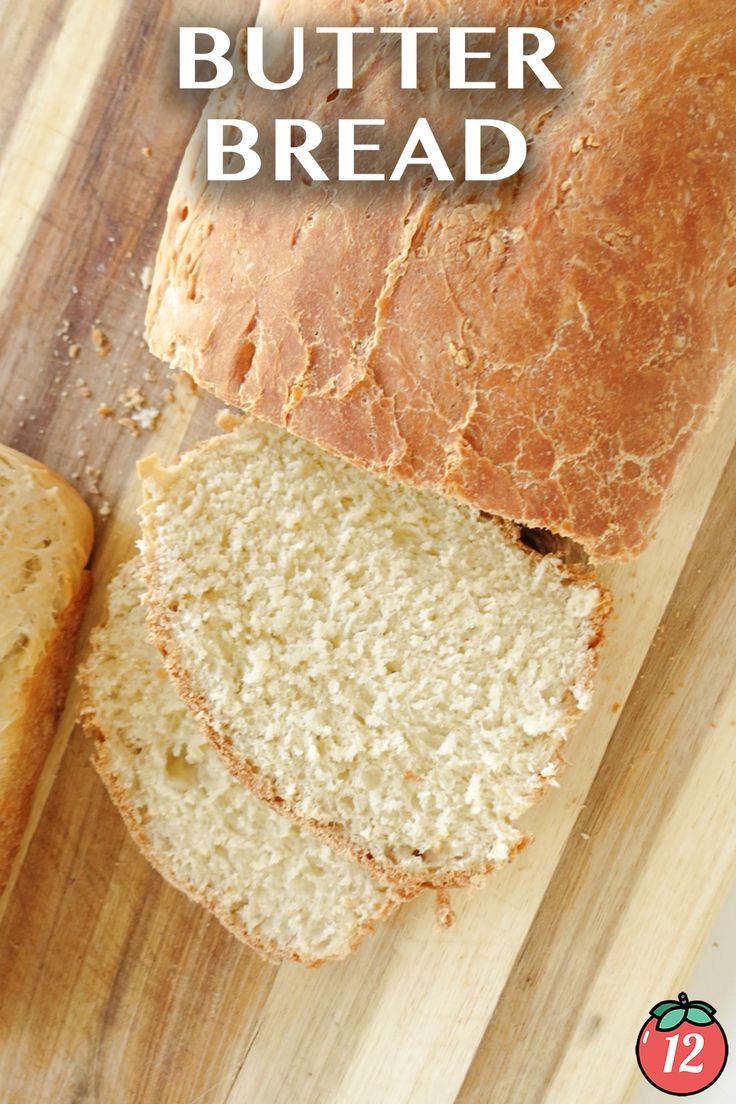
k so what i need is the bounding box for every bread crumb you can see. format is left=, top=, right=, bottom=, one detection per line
left=68, top=343, right=82, bottom=359
left=76, top=378, right=92, bottom=399
left=85, top=466, right=102, bottom=495
left=98, top=500, right=112, bottom=519
left=119, top=386, right=145, bottom=411
left=140, top=265, right=154, bottom=290
left=433, top=891, right=455, bottom=930
left=580, top=832, right=591, bottom=840
left=216, top=410, right=245, bottom=432
left=142, top=145, right=153, bottom=158
left=118, top=416, right=140, bottom=436
left=131, top=407, right=160, bottom=432
left=92, top=327, right=112, bottom=356
left=97, top=404, right=114, bottom=418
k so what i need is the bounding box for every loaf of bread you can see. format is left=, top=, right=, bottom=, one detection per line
left=0, top=445, right=93, bottom=888
left=139, top=421, right=608, bottom=890
left=146, top=0, right=736, bottom=560
left=80, top=560, right=406, bottom=965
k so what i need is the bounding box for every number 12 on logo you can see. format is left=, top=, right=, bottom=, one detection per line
left=636, top=992, right=728, bottom=1096
left=663, top=1030, right=705, bottom=1075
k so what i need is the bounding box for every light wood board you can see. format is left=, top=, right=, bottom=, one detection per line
left=0, top=3, right=734, bottom=1102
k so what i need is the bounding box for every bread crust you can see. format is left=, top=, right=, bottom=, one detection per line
left=0, top=445, right=94, bottom=890
left=146, top=1, right=736, bottom=561
left=139, top=429, right=611, bottom=891
left=0, top=573, right=92, bottom=889
left=0, top=444, right=94, bottom=559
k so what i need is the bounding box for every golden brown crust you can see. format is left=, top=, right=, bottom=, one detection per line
left=0, top=445, right=94, bottom=890
left=138, top=431, right=611, bottom=890
left=0, top=573, right=92, bottom=889
left=147, top=1, right=736, bottom=561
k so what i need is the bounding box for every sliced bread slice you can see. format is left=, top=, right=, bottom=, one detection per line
left=79, top=560, right=405, bottom=966
left=0, top=444, right=93, bottom=889
left=139, top=421, right=609, bottom=890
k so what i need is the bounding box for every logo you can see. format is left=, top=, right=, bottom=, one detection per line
left=636, top=991, right=728, bottom=1096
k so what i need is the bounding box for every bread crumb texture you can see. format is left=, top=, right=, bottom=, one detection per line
left=140, top=423, right=607, bottom=888
left=80, top=561, right=403, bottom=965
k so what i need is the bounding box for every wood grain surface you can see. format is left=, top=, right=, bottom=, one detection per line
left=0, top=4, right=734, bottom=1103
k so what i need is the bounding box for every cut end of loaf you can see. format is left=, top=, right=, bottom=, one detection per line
left=0, top=445, right=93, bottom=889
left=139, top=420, right=609, bottom=890
left=1, top=445, right=93, bottom=705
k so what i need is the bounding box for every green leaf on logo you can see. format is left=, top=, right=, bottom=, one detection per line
left=686, top=1008, right=714, bottom=1025
left=657, top=1008, right=686, bottom=1031
left=650, top=1001, right=681, bottom=1018
left=689, top=1001, right=717, bottom=1015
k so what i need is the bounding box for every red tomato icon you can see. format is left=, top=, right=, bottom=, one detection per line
left=636, top=992, right=728, bottom=1096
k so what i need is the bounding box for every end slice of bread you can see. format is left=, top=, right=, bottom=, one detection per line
left=0, top=445, right=93, bottom=889
left=139, top=422, right=610, bottom=890
left=79, top=560, right=406, bottom=966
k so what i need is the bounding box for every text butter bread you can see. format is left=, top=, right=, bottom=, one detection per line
left=139, top=421, right=608, bottom=891
left=146, top=0, right=736, bottom=559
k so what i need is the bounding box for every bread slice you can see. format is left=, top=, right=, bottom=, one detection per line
left=80, top=560, right=406, bottom=966
left=0, top=444, right=93, bottom=889
left=146, top=1, right=736, bottom=561
left=139, top=421, right=609, bottom=891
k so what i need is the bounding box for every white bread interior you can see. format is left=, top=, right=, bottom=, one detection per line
left=139, top=421, right=608, bottom=889
left=80, top=559, right=404, bottom=966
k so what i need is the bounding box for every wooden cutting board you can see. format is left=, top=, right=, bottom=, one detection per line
left=1, top=3, right=735, bottom=1102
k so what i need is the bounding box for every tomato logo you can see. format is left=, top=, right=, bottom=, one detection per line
left=636, top=991, right=728, bottom=1096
